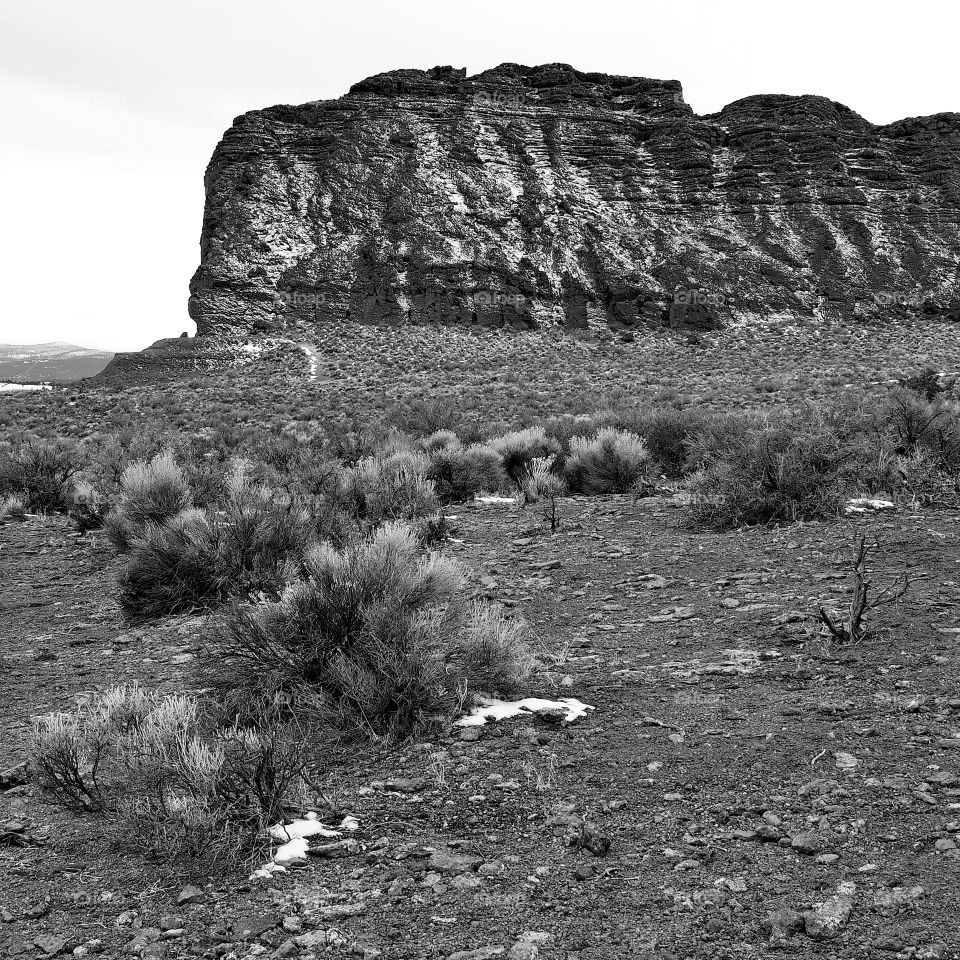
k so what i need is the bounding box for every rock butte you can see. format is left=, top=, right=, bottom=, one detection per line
left=106, top=62, right=960, bottom=377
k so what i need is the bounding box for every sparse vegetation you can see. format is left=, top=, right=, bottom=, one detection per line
left=6, top=337, right=960, bottom=946
left=522, top=456, right=566, bottom=531
left=425, top=437, right=507, bottom=503
left=216, top=522, right=532, bottom=738
left=0, top=438, right=81, bottom=513
left=32, top=685, right=308, bottom=859
left=563, top=428, right=653, bottom=495
left=489, top=426, right=561, bottom=488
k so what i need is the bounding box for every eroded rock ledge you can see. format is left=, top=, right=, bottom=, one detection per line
left=187, top=62, right=960, bottom=338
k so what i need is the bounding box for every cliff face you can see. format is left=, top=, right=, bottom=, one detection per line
left=188, top=63, right=960, bottom=337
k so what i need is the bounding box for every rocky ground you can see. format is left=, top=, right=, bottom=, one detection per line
left=2, top=494, right=959, bottom=958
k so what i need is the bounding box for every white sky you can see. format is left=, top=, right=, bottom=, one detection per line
left=1, top=0, right=958, bottom=351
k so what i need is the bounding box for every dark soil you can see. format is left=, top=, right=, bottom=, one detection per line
left=2, top=497, right=959, bottom=958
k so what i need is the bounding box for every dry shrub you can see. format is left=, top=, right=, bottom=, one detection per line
left=105, top=450, right=193, bottom=552
left=682, top=411, right=764, bottom=473
left=631, top=407, right=706, bottom=477
left=245, top=437, right=354, bottom=548
left=118, top=464, right=316, bottom=619
left=346, top=451, right=438, bottom=526
left=0, top=494, right=27, bottom=522
left=213, top=462, right=315, bottom=597
left=32, top=685, right=307, bottom=860
left=881, top=390, right=960, bottom=474
left=118, top=508, right=221, bottom=617
left=426, top=440, right=507, bottom=503
left=522, top=456, right=566, bottom=531
left=0, top=438, right=81, bottom=513
left=688, top=416, right=850, bottom=528
left=217, top=522, right=533, bottom=738
left=564, top=428, right=652, bottom=494
left=489, top=426, right=561, bottom=487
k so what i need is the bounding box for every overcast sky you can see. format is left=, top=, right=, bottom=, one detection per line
left=1, top=0, right=958, bottom=351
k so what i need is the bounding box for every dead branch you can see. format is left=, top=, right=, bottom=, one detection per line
left=817, top=534, right=909, bottom=645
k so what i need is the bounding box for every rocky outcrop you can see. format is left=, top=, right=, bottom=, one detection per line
left=188, top=63, right=960, bottom=338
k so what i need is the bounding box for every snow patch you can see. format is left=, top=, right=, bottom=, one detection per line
left=474, top=495, right=517, bottom=505
left=252, top=813, right=358, bottom=879
left=456, top=696, right=595, bottom=727
left=0, top=383, right=51, bottom=392
left=845, top=497, right=895, bottom=514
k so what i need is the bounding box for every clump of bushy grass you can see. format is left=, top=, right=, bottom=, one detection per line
left=425, top=437, right=507, bottom=503
left=31, top=684, right=307, bottom=861
left=489, top=426, right=561, bottom=488
left=118, top=462, right=315, bottom=619
left=0, top=438, right=81, bottom=513
left=563, top=427, right=653, bottom=495
left=0, top=493, right=27, bottom=522
left=345, top=451, right=439, bottom=527
left=216, top=522, right=533, bottom=739
left=104, top=450, right=193, bottom=552
left=687, top=415, right=851, bottom=528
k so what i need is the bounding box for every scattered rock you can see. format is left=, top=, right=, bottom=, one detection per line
left=873, top=885, right=924, bottom=914
left=0, top=762, right=28, bottom=790
left=790, top=831, right=824, bottom=855
left=507, top=943, right=538, bottom=960
left=802, top=881, right=856, bottom=939
left=572, top=821, right=611, bottom=857
left=176, top=885, right=206, bottom=906
left=428, top=848, right=483, bottom=874
left=761, top=907, right=804, bottom=945
left=233, top=914, right=278, bottom=940
left=33, top=936, right=69, bottom=956
left=123, top=928, right=161, bottom=955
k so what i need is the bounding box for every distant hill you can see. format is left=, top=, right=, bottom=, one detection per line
left=0, top=342, right=114, bottom=383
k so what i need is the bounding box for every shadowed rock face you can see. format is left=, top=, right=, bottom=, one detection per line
left=188, top=62, right=960, bottom=337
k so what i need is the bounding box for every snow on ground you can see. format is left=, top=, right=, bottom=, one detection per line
left=456, top=696, right=595, bottom=727
left=252, top=813, right=359, bottom=879
left=0, top=382, right=51, bottom=392
left=845, top=497, right=895, bottom=514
